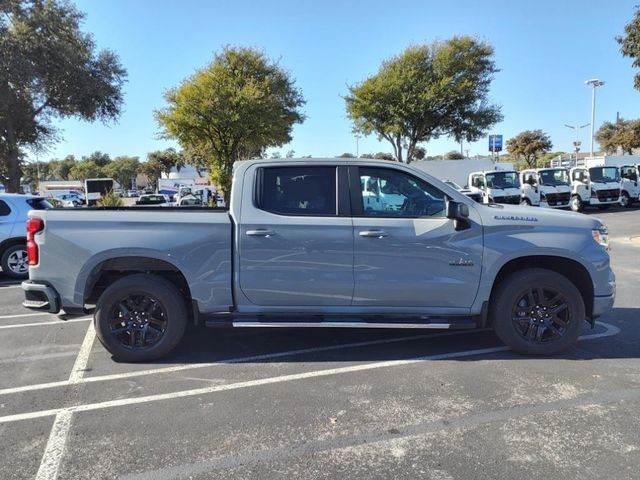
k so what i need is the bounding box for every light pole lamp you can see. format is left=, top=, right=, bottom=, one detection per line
left=585, top=79, right=605, bottom=158
left=564, top=123, right=590, bottom=162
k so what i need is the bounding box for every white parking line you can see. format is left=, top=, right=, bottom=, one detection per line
left=0, top=328, right=491, bottom=396
left=35, top=322, right=95, bottom=480
left=0, top=317, right=91, bottom=329
left=0, top=321, right=621, bottom=425
left=0, top=312, right=53, bottom=319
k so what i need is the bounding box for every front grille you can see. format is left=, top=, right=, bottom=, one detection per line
left=595, top=189, right=620, bottom=201
left=545, top=192, right=570, bottom=205
left=493, top=195, right=520, bottom=204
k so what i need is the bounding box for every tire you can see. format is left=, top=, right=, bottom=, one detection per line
left=570, top=195, right=583, bottom=212
left=620, top=192, right=632, bottom=208
left=490, top=268, right=585, bottom=356
left=597, top=204, right=610, bottom=210
left=1, top=244, right=29, bottom=279
left=520, top=198, right=532, bottom=206
left=94, top=273, right=188, bottom=362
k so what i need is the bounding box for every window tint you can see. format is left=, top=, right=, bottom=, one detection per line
left=0, top=200, right=10, bottom=216
left=26, top=198, right=51, bottom=210
left=359, top=167, right=446, bottom=217
left=258, top=167, right=337, bottom=216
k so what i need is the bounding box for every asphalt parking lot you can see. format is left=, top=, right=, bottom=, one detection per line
left=0, top=206, right=639, bottom=480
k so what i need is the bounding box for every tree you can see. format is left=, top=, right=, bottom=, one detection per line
left=506, top=130, right=553, bottom=168
left=48, top=155, right=78, bottom=180
left=69, top=160, right=103, bottom=181
left=285, top=149, right=295, bottom=158
left=595, top=118, right=640, bottom=155
left=139, top=158, right=164, bottom=191
left=0, top=0, right=127, bottom=192
left=156, top=47, right=305, bottom=203
left=82, top=151, right=111, bottom=167
left=617, top=7, right=640, bottom=90
left=345, top=36, right=502, bottom=163
left=444, top=150, right=465, bottom=160
left=103, top=156, right=140, bottom=189
left=337, top=153, right=356, bottom=158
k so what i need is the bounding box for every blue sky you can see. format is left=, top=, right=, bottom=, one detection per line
left=37, top=0, right=640, bottom=162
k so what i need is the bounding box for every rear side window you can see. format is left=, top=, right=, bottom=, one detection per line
left=0, top=200, right=10, bottom=216
left=257, top=166, right=337, bottom=216
left=26, top=198, right=52, bottom=210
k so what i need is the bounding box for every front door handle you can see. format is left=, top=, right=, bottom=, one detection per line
left=246, top=229, right=275, bottom=237
left=359, top=230, right=389, bottom=238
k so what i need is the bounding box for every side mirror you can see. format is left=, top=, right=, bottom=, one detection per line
left=446, top=200, right=470, bottom=231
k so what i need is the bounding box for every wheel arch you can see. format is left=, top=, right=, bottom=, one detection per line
left=0, top=236, right=26, bottom=255
left=488, top=255, right=594, bottom=322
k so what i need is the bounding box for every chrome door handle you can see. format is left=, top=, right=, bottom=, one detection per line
left=359, top=230, right=389, bottom=238
left=246, top=229, right=275, bottom=237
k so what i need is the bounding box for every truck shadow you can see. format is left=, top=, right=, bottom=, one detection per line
left=149, top=307, right=637, bottom=365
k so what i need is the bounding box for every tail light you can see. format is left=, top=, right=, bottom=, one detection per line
left=26, top=218, right=44, bottom=266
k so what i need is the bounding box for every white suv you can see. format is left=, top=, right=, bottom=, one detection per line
left=0, top=194, right=51, bottom=279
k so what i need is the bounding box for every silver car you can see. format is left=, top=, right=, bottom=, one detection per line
left=0, top=194, right=51, bottom=279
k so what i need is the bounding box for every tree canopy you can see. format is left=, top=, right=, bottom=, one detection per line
left=595, top=118, right=640, bottom=155
left=345, top=36, right=502, bottom=163
left=0, top=0, right=127, bottom=192
left=506, top=130, right=553, bottom=168
left=156, top=46, right=305, bottom=202
left=618, top=7, right=640, bottom=90
left=103, top=156, right=140, bottom=190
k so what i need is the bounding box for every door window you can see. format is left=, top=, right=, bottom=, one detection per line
left=358, top=167, right=446, bottom=217
left=257, top=166, right=337, bottom=216
left=0, top=200, right=11, bottom=216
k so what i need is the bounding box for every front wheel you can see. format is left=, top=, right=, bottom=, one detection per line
left=570, top=195, right=583, bottom=212
left=491, top=269, right=585, bottom=355
left=1, top=244, right=29, bottom=279
left=620, top=192, right=632, bottom=208
left=520, top=198, right=532, bottom=206
left=94, top=274, right=188, bottom=362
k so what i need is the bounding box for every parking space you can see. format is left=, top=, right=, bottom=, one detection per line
left=0, top=206, right=639, bottom=479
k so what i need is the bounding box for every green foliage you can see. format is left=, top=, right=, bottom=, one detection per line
left=103, top=156, right=140, bottom=189
left=345, top=36, right=502, bottom=163
left=444, top=150, right=465, bottom=160
left=47, top=156, right=77, bottom=180
left=595, top=118, right=640, bottom=155
left=156, top=46, right=305, bottom=203
left=337, top=153, right=356, bottom=158
left=68, top=160, right=103, bottom=181
left=82, top=151, right=111, bottom=167
left=617, top=8, right=640, bottom=90
left=0, top=0, right=127, bottom=192
left=506, top=130, right=553, bottom=168
left=96, top=189, right=123, bottom=207
left=361, top=152, right=395, bottom=160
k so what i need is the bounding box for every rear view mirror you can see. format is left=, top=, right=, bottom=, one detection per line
left=446, top=201, right=470, bottom=231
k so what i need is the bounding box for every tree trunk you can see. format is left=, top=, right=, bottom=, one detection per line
left=6, top=144, right=21, bottom=193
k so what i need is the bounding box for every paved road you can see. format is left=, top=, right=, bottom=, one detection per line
left=0, top=207, right=638, bottom=479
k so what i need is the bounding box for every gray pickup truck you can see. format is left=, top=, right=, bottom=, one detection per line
left=22, top=159, right=615, bottom=361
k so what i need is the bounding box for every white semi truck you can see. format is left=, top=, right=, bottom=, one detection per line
left=467, top=170, right=521, bottom=205
left=569, top=165, right=621, bottom=212
left=520, top=168, right=571, bottom=208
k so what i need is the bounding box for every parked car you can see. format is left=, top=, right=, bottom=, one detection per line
left=0, top=194, right=51, bottom=279
left=46, top=190, right=85, bottom=207
left=135, top=194, right=170, bottom=206
left=22, top=159, right=615, bottom=361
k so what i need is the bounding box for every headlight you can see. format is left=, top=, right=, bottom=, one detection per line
left=591, top=189, right=598, bottom=198
left=592, top=225, right=609, bottom=250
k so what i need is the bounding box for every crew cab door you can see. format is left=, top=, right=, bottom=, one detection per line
left=350, top=166, right=483, bottom=309
left=238, top=164, right=353, bottom=306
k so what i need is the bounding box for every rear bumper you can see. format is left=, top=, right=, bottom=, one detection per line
left=22, top=280, right=60, bottom=313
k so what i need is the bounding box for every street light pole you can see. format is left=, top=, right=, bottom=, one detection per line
left=585, top=79, right=605, bottom=158
left=564, top=123, right=590, bottom=163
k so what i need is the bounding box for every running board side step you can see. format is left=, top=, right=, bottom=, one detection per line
left=227, top=321, right=477, bottom=330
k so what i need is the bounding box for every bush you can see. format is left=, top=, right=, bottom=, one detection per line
left=96, top=189, right=123, bottom=207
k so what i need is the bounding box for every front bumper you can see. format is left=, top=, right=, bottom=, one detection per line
left=592, top=294, right=615, bottom=319
left=22, top=280, right=61, bottom=313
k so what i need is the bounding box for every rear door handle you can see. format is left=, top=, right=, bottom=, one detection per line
left=246, top=229, right=275, bottom=237
left=359, top=230, right=389, bottom=238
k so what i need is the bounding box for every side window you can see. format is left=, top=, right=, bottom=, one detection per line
left=358, top=167, right=446, bottom=218
left=258, top=166, right=337, bottom=216
left=0, top=200, right=11, bottom=216
left=472, top=175, right=485, bottom=189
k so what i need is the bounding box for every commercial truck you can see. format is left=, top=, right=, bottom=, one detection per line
left=569, top=166, right=621, bottom=212
left=22, top=159, right=615, bottom=361
left=467, top=170, right=521, bottom=204
left=520, top=168, right=571, bottom=208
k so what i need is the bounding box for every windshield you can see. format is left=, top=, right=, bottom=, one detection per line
left=539, top=169, right=570, bottom=186
left=589, top=166, right=620, bottom=183
left=485, top=171, right=520, bottom=189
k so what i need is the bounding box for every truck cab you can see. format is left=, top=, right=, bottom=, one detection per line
left=520, top=168, right=571, bottom=208
left=570, top=166, right=621, bottom=212
left=618, top=164, right=640, bottom=208
left=468, top=170, right=521, bottom=205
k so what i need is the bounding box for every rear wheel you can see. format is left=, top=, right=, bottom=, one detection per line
left=94, top=274, right=188, bottom=362
left=570, top=195, right=583, bottom=212
left=491, top=269, right=585, bottom=355
left=1, top=244, right=29, bottom=279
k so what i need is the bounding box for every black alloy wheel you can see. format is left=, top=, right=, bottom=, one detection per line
left=511, top=286, right=571, bottom=344
left=107, top=293, right=168, bottom=350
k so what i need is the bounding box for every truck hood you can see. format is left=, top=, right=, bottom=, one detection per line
left=475, top=203, right=602, bottom=230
